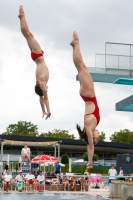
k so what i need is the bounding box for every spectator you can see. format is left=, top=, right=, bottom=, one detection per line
left=0, top=176, right=3, bottom=190
left=62, top=172, right=69, bottom=191
left=95, top=180, right=100, bottom=189
left=45, top=179, right=52, bottom=185
left=71, top=176, right=77, bottom=191
left=89, top=180, right=96, bottom=188
left=37, top=171, right=45, bottom=192
left=3, top=170, right=12, bottom=192
left=80, top=176, right=86, bottom=191
left=15, top=170, right=25, bottom=192
left=55, top=161, right=61, bottom=181
left=125, top=173, right=133, bottom=181
left=16, top=164, right=18, bottom=172
left=25, top=169, right=36, bottom=192
left=119, top=167, right=124, bottom=180
left=119, top=167, right=123, bottom=176
left=2, top=165, right=8, bottom=177
left=21, top=144, right=31, bottom=163
left=99, top=179, right=105, bottom=189
left=108, top=165, right=117, bottom=185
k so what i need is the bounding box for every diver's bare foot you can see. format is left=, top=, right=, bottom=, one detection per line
left=70, top=31, right=79, bottom=46
left=87, top=163, right=93, bottom=169
left=18, top=5, right=25, bottom=18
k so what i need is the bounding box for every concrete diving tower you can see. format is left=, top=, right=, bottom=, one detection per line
left=76, top=67, right=133, bottom=84
left=116, top=95, right=133, bottom=112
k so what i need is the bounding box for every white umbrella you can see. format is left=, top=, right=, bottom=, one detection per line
left=40, top=162, right=55, bottom=166
left=19, top=156, right=22, bottom=163
left=60, top=163, right=65, bottom=167
left=73, top=159, right=87, bottom=163
left=69, top=158, right=72, bottom=172
left=40, top=162, right=65, bottom=167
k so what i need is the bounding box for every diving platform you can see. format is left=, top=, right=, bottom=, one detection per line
left=76, top=67, right=133, bottom=83
left=116, top=95, right=133, bottom=112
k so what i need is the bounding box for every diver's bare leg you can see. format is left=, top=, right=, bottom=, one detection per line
left=70, top=31, right=86, bottom=72
left=18, top=5, right=41, bottom=52
left=18, top=5, right=32, bottom=39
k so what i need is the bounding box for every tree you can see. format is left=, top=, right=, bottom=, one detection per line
left=82, top=152, right=99, bottom=161
left=61, top=154, right=69, bottom=164
left=99, top=131, right=106, bottom=141
left=93, top=154, right=99, bottom=161
left=2, top=121, right=39, bottom=137
left=110, top=129, right=133, bottom=144
left=82, top=152, right=88, bottom=161
left=40, top=129, right=76, bottom=139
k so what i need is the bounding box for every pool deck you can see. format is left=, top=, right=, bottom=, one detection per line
left=0, top=188, right=111, bottom=199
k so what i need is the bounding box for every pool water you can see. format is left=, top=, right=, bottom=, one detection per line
left=0, top=193, right=109, bottom=200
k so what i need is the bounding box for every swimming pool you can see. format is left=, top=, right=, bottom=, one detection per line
left=0, top=193, right=109, bottom=200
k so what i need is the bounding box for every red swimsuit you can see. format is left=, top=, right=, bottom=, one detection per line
left=31, top=50, right=44, bottom=61
left=80, top=95, right=100, bottom=125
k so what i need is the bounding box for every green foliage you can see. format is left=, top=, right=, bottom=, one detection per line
left=82, top=152, right=99, bottom=161
left=40, top=164, right=108, bottom=175
left=61, top=164, right=69, bottom=173
left=110, top=129, right=133, bottom=144
left=40, top=129, right=75, bottom=139
left=99, top=131, right=106, bottom=141
left=61, top=164, right=108, bottom=174
left=2, top=121, right=39, bottom=136
left=61, top=154, right=69, bottom=164
left=93, top=154, right=99, bottom=161
left=82, top=152, right=88, bottom=161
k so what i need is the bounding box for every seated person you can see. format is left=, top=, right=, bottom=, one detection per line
left=15, top=170, right=25, bottom=192
left=3, top=170, right=12, bottom=192
left=0, top=176, right=3, bottom=190
left=62, top=172, right=69, bottom=191
left=37, top=171, right=45, bottom=192
left=71, top=176, right=77, bottom=191
left=25, top=169, right=36, bottom=192
left=80, top=176, right=86, bottom=191
left=125, top=173, right=133, bottom=181
left=95, top=180, right=100, bottom=189
left=21, top=144, right=30, bottom=163
left=89, top=180, right=96, bottom=188
left=99, top=179, right=105, bottom=188
left=45, top=179, right=52, bottom=185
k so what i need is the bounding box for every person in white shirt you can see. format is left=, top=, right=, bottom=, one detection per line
left=99, top=180, right=105, bottom=188
left=2, top=165, right=8, bottom=178
left=37, top=171, right=45, bottom=192
left=21, top=144, right=31, bottom=163
left=3, top=170, right=12, bottom=192
left=25, top=169, right=36, bottom=192
left=15, top=170, right=25, bottom=192
left=119, top=167, right=123, bottom=176
left=118, top=167, right=124, bottom=180
left=108, top=165, right=117, bottom=185
left=89, top=180, right=96, bottom=188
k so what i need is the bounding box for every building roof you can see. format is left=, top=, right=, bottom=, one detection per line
left=0, top=134, right=133, bottom=150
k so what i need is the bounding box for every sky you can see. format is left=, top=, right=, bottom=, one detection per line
left=0, top=0, right=133, bottom=141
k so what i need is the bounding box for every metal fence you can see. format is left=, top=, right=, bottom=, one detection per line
left=95, top=42, right=133, bottom=71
